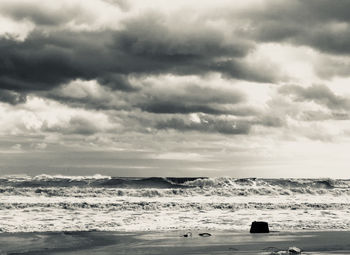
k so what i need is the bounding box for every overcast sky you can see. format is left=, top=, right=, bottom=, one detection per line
left=1, top=0, right=350, bottom=177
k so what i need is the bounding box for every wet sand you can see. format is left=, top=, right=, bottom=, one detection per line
left=1, top=230, right=350, bottom=254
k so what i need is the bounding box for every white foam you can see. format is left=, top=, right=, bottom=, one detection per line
left=32, top=174, right=111, bottom=181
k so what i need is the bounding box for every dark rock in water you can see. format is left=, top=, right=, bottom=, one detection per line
left=250, top=221, right=269, bottom=233
left=198, top=233, right=211, bottom=237
left=182, top=232, right=192, bottom=237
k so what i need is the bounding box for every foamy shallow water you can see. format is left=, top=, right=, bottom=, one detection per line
left=1, top=175, right=350, bottom=232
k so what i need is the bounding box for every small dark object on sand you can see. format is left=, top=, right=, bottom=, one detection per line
left=288, top=246, right=301, bottom=254
left=198, top=233, right=211, bottom=237
left=250, top=221, right=269, bottom=233
left=182, top=232, right=192, bottom=237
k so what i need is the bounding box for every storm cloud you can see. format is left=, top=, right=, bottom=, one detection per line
left=0, top=12, right=266, bottom=95
left=235, top=0, right=350, bottom=55
left=0, top=89, right=26, bottom=105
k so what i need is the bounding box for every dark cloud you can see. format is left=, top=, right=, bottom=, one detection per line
left=209, top=60, right=283, bottom=83
left=279, top=84, right=350, bottom=110
left=140, top=103, right=258, bottom=116
left=0, top=30, right=115, bottom=91
left=238, top=0, right=350, bottom=55
left=137, top=84, right=247, bottom=115
left=45, top=80, right=260, bottom=118
left=0, top=89, right=26, bottom=105
left=1, top=0, right=349, bottom=99
left=0, top=2, right=86, bottom=26
left=0, top=10, right=284, bottom=95
left=117, top=13, right=251, bottom=58
left=97, top=74, right=138, bottom=92
left=141, top=103, right=226, bottom=115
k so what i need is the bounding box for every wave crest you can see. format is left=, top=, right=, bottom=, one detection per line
left=0, top=176, right=348, bottom=197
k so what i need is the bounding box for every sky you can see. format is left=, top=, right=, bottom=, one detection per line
left=1, top=0, right=350, bottom=178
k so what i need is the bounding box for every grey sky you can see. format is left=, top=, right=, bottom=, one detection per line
left=1, top=0, right=350, bottom=177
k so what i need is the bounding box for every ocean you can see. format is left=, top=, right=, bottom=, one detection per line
left=1, top=175, right=350, bottom=233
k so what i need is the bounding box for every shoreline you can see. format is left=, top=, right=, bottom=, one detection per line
left=1, top=230, right=350, bottom=254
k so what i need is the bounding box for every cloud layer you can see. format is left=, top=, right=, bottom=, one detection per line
left=1, top=0, right=350, bottom=177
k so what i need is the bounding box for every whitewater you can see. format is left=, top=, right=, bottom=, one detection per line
left=1, top=175, right=350, bottom=232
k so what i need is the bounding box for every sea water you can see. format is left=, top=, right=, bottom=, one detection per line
left=1, top=175, right=350, bottom=232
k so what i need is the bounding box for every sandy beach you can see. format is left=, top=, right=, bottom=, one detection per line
left=1, top=230, right=350, bottom=255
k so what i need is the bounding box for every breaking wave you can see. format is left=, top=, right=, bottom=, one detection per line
left=0, top=175, right=349, bottom=197
left=2, top=175, right=350, bottom=232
